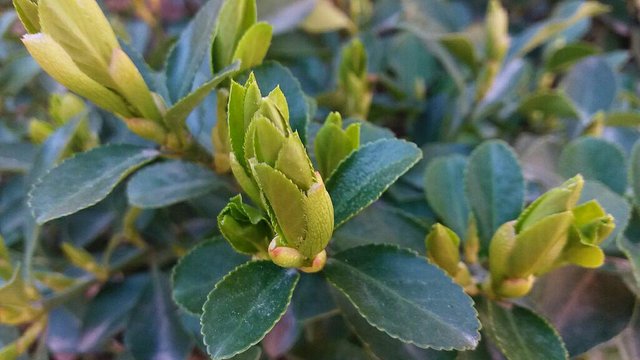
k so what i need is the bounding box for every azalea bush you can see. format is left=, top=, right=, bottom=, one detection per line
left=1, top=0, right=639, bottom=359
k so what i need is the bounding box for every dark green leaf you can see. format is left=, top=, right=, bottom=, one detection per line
left=332, top=201, right=428, bottom=253
left=326, top=139, right=422, bottom=227
left=465, top=140, right=524, bottom=252
left=479, top=299, right=568, bottom=360
left=424, top=155, right=469, bottom=238
left=236, top=61, right=310, bottom=143
left=530, top=266, right=636, bottom=356
left=127, top=160, right=224, bottom=208
left=201, top=261, right=299, bottom=359
left=172, top=238, right=249, bottom=314
left=125, top=271, right=193, bottom=360
left=559, top=137, right=627, bottom=195
left=291, top=273, right=336, bottom=321
left=561, top=57, right=617, bottom=116
left=165, top=0, right=223, bottom=103
left=29, top=145, right=160, bottom=224
left=333, top=289, right=456, bottom=360
left=630, top=140, right=640, bottom=207
left=324, top=244, right=480, bottom=350
left=0, top=142, right=36, bottom=173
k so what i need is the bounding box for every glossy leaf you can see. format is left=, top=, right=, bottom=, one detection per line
left=201, top=261, right=299, bottom=359
left=326, top=139, right=422, bottom=227
left=165, top=0, right=223, bottom=103
left=559, top=137, right=627, bottom=195
left=291, top=273, right=336, bottom=321
left=479, top=299, right=568, bottom=360
left=29, top=145, right=159, bottom=224
left=324, top=244, right=480, bottom=350
left=172, top=238, right=249, bottom=314
left=127, top=160, right=224, bottom=208
left=465, top=140, right=524, bottom=252
left=424, top=155, right=469, bottom=238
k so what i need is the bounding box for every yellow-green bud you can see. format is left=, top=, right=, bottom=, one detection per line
left=314, top=112, right=360, bottom=179
left=485, top=0, right=509, bottom=62
left=227, top=74, right=335, bottom=266
left=123, top=118, right=168, bottom=144
left=28, top=119, right=54, bottom=144
left=49, top=93, right=85, bottom=125
left=426, top=223, right=461, bottom=277
left=218, top=195, right=272, bottom=257
left=338, top=38, right=371, bottom=118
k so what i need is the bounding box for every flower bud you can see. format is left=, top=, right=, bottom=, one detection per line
left=338, top=38, right=371, bottom=118
left=314, top=112, right=360, bottom=179
left=485, top=0, right=509, bottom=62
left=426, top=223, right=461, bottom=277
left=227, top=75, right=335, bottom=268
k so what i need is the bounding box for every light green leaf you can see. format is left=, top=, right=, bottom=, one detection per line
left=559, top=137, right=627, bottom=195
left=201, top=261, right=299, bottom=359
left=479, top=299, right=568, bottom=360
left=324, top=244, right=480, bottom=350
left=232, top=22, right=272, bottom=72
left=127, top=160, right=224, bottom=208
left=424, top=155, right=469, bottom=238
left=578, top=180, right=630, bottom=247
left=440, top=34, right=478, bottom=73
left=326, top=139, right=422, bottom=227
left=164, top=62, right=240, bottom=134
left=166, top=0, right=224, bottom=102
left=545, top=42, right=599, bottom=72
left=518, top=91, right=580, bottom=119
left=29, top=145, right=160, bottom=224
left=605, top=112, right=640, bottom=127
left=465, top=140, right=524, bottom=252
left=300, top=0, right=354, bottom=33
left=172, top=238, right=249, bottom=314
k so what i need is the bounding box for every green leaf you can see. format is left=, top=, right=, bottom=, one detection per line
left=530, top=266, right=636, bottom=356
left=125, top=271, right=193, bottom=360
left=324, top=244, right=480, bottom=350
left=172, top=238, right=249, bottom=314
left=465, top=140, right=524, bottom=252
left=236, top=61, right=310, bottom=143
left=559, top=137, right=627, bottom=195
left=165, top=0, right=223, bottom=103
left=630, top=140, right=640, bottom=207
left=127, top=160, right=224, bottom=208
left=545, top=42, right=599, bottom=72
left=479, top=299, right=568, bottom=360
left=326, top=139, right=422, bottom=227
left=605, top=112, right=640, bottom=127
left=232, top=22, right=273, bottom=72
left=440, top=34, right=478, bottom=73
left=518, top=91, right=580, bottom=119
left=0, top=143, right=36, bottom=173
left=424, top=155, right=469, bottom=238
left=12, top=0, right=39, bottom=33
left=164, top=62, right=240, bottom=134
left=561, top=57, right=617, bottom=116
left=291, top=273, right=336, bottom=321
left=332, top=201, right=428, bottom=253
left=332, top=289, right=454, bottom=360
left=29, top=144, right=160, bottom=224
left=201, top=261, right=299, bottom=359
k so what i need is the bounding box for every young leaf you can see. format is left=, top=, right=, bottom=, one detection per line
left=326, top=139, right=422, bottom=227
left=165, top=0, right=224, bottom=103
left=559, top=137, right=627, bottom=195
left=29, top=145, right=159, bottom=224
left=211, top=0, right=257, bottom=72
left=578, top=180, right=630, bottom=247
left=424, top=155, right=469, bottom=238
left=545, top=42, right=599, bottom=72
left=236, top=61, right=310, bottom=143
left=172, top=238, right=249, bottom=314
left=518, top=91, right=580, bottom=119
left=465, top=140, right=524, bottom=252
left=12, top=0, right=39, bottom=34
left=479, top=299, right=568, bottom=360
left=201, top=261, right=299, bottom=359
left=324, top=244, right=480, bottom=350
left=232, top=22, right=273, bottom=72
left=127, top=160, right=224, bottom=209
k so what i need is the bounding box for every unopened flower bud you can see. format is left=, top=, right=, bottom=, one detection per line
left=314, top=112, right=360, bottom=179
